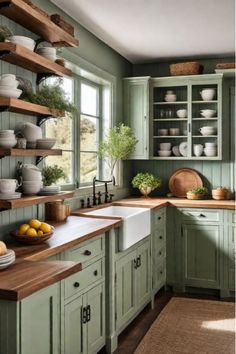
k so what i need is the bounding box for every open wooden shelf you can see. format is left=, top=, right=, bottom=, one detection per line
left=0, top=97, right=65, bottom=117
left=0, top=191, right=74, bottom=210
left=0, top=0, right=79, bottom=47
left=0, top=43, right=72, bottom=77
left=0, top=148, right=62, bottom=157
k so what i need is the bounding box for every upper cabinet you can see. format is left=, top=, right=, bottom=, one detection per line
left=123, top=77, right=150, bottom=159
left=124, top=74, right=228, bottom=160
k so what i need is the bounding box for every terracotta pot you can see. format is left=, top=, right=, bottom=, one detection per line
left=45, top=202, right=70, bottom=222
left=139, top=186, right=152, bottom=198
left=212, top=189, right=227, bottom=200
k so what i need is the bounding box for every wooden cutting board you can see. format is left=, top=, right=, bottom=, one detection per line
left=168, top=168, right=203, bottom=197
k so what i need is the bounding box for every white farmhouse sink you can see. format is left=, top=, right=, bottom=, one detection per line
left=84, top=206, right=151, bottom=251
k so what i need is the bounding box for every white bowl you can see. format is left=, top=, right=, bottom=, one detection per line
left=22, top=185, right=41, bottom=195
left=22, top=181, right=42, bottom=186
left=0, top=80, right=19, bottom=89
left=8, top=36, right=35, bottom=51
left=158, top=150, right=172, bottom=157
left=204, top=148, right=217, bottom=157
left=176, top=109, right=187, bottom=118
left=160, top=142, right=171, bottom=150
left=36, top=139, right=56, bottom=149
left=164, top=94, right=176, bottom=102
left=200, top=109, right=216, bottom=118
left=0, top=87, right=22, bottom=99
left=199, top=126, right=216, bottom=136
left=169, top=128, right=180, bottom=136
left=205, top=142, right=217, bottom=148
left=200, top=88, right=215, bottom=101
left=38, top=54, right=56, bottom=62
left=158, top=129, right=168, bottom=136
left=22, top=168, right=42, bottom=181
left=0, top=138, right=17, bottom=148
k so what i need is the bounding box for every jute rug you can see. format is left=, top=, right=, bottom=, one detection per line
left=134, top=297, right=235, bottom=354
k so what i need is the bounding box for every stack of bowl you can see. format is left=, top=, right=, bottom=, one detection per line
left=8, top=35, right=35, bottom=51
left=0, top=130, right=17, bottom=148
left=158, top=142, right=171, bottom=157
left=22, top=165, right=43, bottom=195
left=36, top=47, right=57, bottom=62
left=204, top=142, right=217, bottom=157
left=0, top=248, right=15, bottom=270
left=0, top=74, right=22, bottom=99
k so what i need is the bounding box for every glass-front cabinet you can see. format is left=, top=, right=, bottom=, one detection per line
left=150, top=74, right=224, bottom=160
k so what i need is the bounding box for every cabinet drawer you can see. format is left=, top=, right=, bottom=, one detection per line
left=64, top=258, right=104, bottom=299
left=65, top=235, right=104, bottom=264
left=152, top=208, right=166, bottom=228
left=181, top=209, right=222, bottom=223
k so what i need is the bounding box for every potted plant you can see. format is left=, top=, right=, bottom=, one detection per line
left=186, top=187, right=208, bottom=200
left=0, top=25, right=12, bottom=42
left=131, top=172, right=161, bottom=197
left=42, top=165, right=66, bottom=189
left=98, top=124, right=138, bottom=181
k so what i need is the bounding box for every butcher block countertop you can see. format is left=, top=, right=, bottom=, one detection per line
left=12, top=215, right=121, bottom=261
left=0, top=260, right=82, bottom=301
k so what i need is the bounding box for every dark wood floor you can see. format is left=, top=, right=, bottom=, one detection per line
left=99, top=289, right=234, bottom=354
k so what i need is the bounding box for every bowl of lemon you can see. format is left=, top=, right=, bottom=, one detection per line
left=11, top=219, right=54, bottom=244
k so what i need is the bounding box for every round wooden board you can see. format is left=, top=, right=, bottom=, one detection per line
left=168, top=168, right=203, bottom=198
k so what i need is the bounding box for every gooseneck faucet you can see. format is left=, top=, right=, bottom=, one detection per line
left=92, top=176, right=115, bottom=206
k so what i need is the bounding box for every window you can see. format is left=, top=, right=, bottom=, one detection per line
left=80, top=82, right=101, bottom=185
left=45, top=77, right=75, bottom=186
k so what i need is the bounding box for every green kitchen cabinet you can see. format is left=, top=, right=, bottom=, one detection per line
left=223, top=210, right=235, bottom=295
left=123, top=77, right=150, bottom=159
left=228, top=224, right=235, bottom=291
left=136, top=240, right=152, bottom=308
left=182, top=223, right=221, bottom=289
left=64, top=282, right=105, bottom=354
left=0, top=283, right=60, bottom=354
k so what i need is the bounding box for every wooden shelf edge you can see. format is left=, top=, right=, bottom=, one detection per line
left=0, top=191, right=74, bottom=210
left=0, top=42, right=72, bottom=77
left=0, top=97, right=65, bottom=117
left=0, top=148, right=62, bottom=157
left=0, top=0, right=79, bottom=47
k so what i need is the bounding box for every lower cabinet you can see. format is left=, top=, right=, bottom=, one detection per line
left=115, top=237, right=151, bottom=332
left=182, top=223, right=221, bottom=289
left=0, top=283, right=60, bottom=354
left=64, top=283, right=105, bottom=354
left=228, top=224, right=235, bottom=291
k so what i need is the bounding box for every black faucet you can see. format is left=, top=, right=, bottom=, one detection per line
left=92, top=176, right=115, bottom=206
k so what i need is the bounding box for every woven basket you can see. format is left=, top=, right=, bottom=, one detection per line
left=170, top=62, right=203, bottom=76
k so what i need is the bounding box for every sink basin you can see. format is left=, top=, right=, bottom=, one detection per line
left=84, top=206, right=151, bottom=251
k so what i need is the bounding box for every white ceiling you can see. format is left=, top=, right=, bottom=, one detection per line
left=52, top=0, right=235, bottom=64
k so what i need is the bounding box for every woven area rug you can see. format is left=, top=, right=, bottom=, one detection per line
left=134, top=297, right=235, bottom=354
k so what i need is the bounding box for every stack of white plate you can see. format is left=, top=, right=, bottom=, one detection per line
left=36, top=47, right=57, bottom=62
left=8, top=36, right=35, bottom=51
left=0, top=249, right=15, bottom=270
left=39, top=185, right=61, bottom=195
left=0, top=130, right=17, bottom=148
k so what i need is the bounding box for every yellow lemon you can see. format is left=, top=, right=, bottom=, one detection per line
left=37, top=230, right=44, bottom=236
left=29, top=219, right=41, bottom=230
left=18, top=223, right=30, bottom=235
left=26, top=227, right=37, bottom=237
left=39, top=222, right=51, bottom=234
left=0, top=241, right=7, bottom=256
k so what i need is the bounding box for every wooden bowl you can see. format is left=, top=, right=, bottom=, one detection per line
left=186, top=192, right=205, bottom=200
left=11, top=230, right=53, bottom=245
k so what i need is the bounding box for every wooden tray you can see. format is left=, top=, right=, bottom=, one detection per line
left=168, top=168, right=203, bottom=198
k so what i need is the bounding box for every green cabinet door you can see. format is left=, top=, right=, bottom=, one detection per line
left=21, top=283, right=60, bottom=354
left=115, top=249, right=136, bottom=330
left=123, top=77, right=150, bottom=159
left=64, top=295, right=85, bottom=354
left=228, top=224, right=235, bottom=291
left=183, top=224, right=221, bottom=289
left=87, top=283, right=105, bottom=354
left=136, top=239, right=151, bottom=308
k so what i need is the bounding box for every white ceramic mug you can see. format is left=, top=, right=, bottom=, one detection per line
left=0, top=179, right=20, bottom=194
left=193, top=144, right=203, bottom=157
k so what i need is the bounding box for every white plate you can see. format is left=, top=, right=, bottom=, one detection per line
left=0, top=258, right=15, bottom=270
left=179, top=142, right=188, bottom=157
left=0, top=249, right=15, bottom=260
left=172, top=145, right=181, bottom=156
left=0, top=255, right=15, bottom=264
left=0, top=192, right=22, bottom=200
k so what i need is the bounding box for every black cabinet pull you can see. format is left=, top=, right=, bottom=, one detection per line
left=86, top=305, right=91, bottom=322
left=137, top=255, right=141, bottom=268
left=159, top=235, right=163, bottom=239
left=199, top=214, right=206, bottom=218
left=134, top=259, right=137, bottom=269
left=74, top=281, right=80, bottom=288
left=158, top=216, right=161, bottom=220
left=160, top=271, right=163, bottom=275
left=93, top=270, right=98, bottom=276
left=159, top=251, right=162, bottom=255
left=84, top=250, right=91, bottom=256
left=82, top=307, right=87, bottom=324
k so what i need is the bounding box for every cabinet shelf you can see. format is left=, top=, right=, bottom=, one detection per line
left=192, top=118, right=218, bottom=120
left=0, top=148, right=62, bottom=157
left=192, top=135, right=217, bottom=138
left=153, top=101, right=188, bottom=105
left=153, top=135, right=187, bottom=139
left=153, top=118, right=188, bottom=121
left=192, top=100, right=218, bottom=104
left=0, top=191, right=74, bottom=210
left=0, top=97, right=65, bottom=117
left=0, top=43, right=72, bottom=77
left=0, top=0, right=79, bottom=47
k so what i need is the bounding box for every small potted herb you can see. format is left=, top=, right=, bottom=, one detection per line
left=186, top=187, right=208, bottom=200
left=0, top=26, right=12, bottom=42
left=42, top=165, right=66, bottom=187
left=131, top=172, right=161, bottom=198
